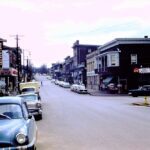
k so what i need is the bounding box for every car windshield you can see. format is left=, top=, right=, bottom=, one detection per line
left=0, top=104, right=23, bottom=119
left=20, top=95, right=37, bottom=102
left=22, top=88, right=35, bottom=93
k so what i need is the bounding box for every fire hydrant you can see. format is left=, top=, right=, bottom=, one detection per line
left=144, top=96, right=149, bottom=105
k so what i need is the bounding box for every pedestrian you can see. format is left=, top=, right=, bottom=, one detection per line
left=41, top=81, right=43, bottom=86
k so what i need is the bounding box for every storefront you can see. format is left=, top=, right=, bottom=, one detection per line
left=133, top=67, right=150, bottom=86
left=0, top=68, right=18, bottom=93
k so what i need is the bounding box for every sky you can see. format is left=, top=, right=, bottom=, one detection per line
left=0, top=0, right=150, bottom=67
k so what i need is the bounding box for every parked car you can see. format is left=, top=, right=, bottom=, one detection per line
left=0, top=96, right=37, bottom=149
left=17, top=93, right=42, bottom=120
left=59, top=81, right=70, bottom=88
left=20, top=82, right=41, bottom=100
left=76, top=84, right=88, bottom=94
left=62, top=82, right=70, bottom=88
left=128, top=85, right=150, bottom=97
left=70, top=84, right=87, bottom=94
left=70, top=84, right=79, bottom=92
left=20, top=81, right=40, bottom=95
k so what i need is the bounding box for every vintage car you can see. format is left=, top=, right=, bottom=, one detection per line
left=76, top=84, right=88, bottom=94
left=18, top=93, right=42, bottom=120
left=70, top=84, right=79, bottom=92
left=59, top=81, right=70, bottom=88
left=0, top=96, right=37, bottom=149
left=70, top=84, right=87, bottom=94
left=20, top=82, right=41, bottom=99
left=128, top=85, right=150, bottom=97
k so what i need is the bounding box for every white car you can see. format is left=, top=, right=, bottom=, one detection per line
left=70, top=84, right=79, bottom=91
left=61, top=82, right=70, bottom=88
left=18, top=93, right=42, bottom=120
left=76, top=84, right=87, bottom=94
left=71, top=84, right=87, bottom=94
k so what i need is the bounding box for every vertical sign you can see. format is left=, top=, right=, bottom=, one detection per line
left=2, top=50, right=10, bottom=69
left=0, top=43, right=2, bottom=66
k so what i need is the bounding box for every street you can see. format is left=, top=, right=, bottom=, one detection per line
left=36, top=75, right=150, bottom=150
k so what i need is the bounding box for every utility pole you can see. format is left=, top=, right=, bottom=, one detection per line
left=11, top=34, right=23, bottom=92
left=27, top=56, right=29, bottom=81
left=15, top=35, right=21, bottom=92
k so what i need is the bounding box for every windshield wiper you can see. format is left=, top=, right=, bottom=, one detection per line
left=0, top=114, right=11, bottom=119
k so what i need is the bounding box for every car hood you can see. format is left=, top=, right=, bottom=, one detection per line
left=0, top=119, right=27, bottom=144
left=129, top=89, right=140, bottom=92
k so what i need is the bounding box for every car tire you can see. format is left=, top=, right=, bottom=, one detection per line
left=38, top=114, right=42, bottom=120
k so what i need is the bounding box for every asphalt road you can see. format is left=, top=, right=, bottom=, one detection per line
left=36, top=75, right=150, bottom=150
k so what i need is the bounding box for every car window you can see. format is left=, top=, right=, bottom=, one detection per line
left=142, top=86, right=149, bottom=90
left=22, top=88, right=35, bottom=93
left=22, top=103, right=29, bottom=118
left=20, top=95, right=37, bottom=102
left=0, top=104, right=23, bottom=119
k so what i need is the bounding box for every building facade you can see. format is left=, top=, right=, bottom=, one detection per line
left=97, top=37, right=150, bottom=93
left=72, top=40, right=99, bottom=86
left=86, top=50, right=99, bottom=90
left=50, top=63, right=63, bottom=80
left=0, top=38, right=22, bottom=94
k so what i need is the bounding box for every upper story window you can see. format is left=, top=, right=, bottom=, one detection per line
left=110, top=54, right=116, bottom=66
left=131, top=54, right=137, bottom=64
left=107, top=53, right=119, bottom=67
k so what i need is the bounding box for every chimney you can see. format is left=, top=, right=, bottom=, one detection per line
left=144, top=35, right=148, bottom=38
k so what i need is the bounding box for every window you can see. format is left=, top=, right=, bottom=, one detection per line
left=110, top=54, right=116, bottom=66
left=107, top=53, right=119, bottom=67
left=0, top=104, right=23, bottom=119
left=22, top=103, right=29, bottom=119
left=131, top=54, right=137, bottom=64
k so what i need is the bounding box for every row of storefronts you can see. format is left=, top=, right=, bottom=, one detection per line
left=87, top=37, right=150, bottom=93
left=51, top=37, right=150, bottom=94
left=0, top=38, right=22, bottom=95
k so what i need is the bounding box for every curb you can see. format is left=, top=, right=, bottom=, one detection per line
left=88, top=92, right=128, bottom=97
left=132, top=102, right=150, bottom=107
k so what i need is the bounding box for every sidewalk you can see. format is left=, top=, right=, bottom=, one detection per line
left=87, top=89, right=128, bottom=96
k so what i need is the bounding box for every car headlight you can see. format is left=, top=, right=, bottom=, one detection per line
left=16, top=133, right=26, bottom=144
left=36, top=102, right=41, bottom=108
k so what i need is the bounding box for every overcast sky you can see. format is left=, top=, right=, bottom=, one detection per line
left=0, top=0, right=150, bottom=67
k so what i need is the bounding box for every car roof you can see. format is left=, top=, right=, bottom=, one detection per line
left=0, top=96, right=23, bottom=105
left=17, top=93, right=38, bottom=97
left=21, top=86, right=36, bottom=89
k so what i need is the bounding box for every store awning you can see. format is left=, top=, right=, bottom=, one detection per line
left=0, top=68, right=18, bottom=77
left=103, top=77, right=113, bottom=85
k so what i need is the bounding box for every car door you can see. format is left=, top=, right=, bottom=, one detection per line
left=142, top=87, right=148, bottom=96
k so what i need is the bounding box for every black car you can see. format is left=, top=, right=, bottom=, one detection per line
left=128, top=85, right=150, bottom=97
left=0, top=96, right=37, bottom=149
